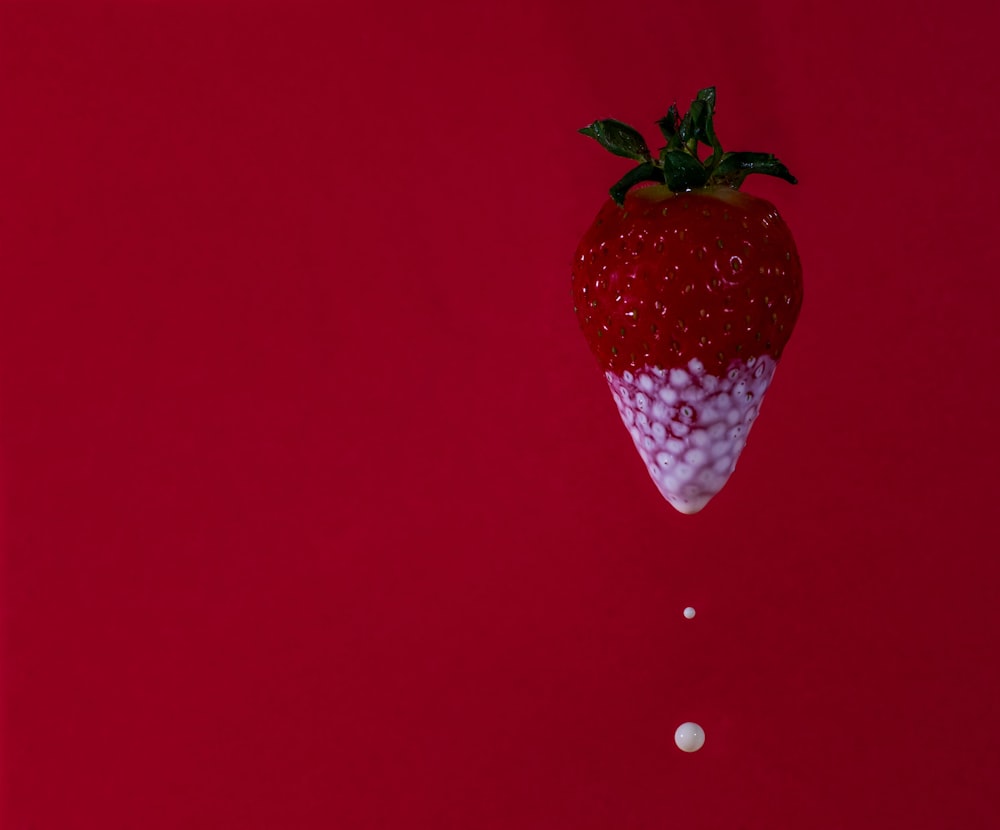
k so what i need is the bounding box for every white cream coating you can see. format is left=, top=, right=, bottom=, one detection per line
left=606, top=355, right=777, bottom=514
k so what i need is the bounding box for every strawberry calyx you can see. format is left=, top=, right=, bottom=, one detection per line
left=579, top=87, right=797, bottom=205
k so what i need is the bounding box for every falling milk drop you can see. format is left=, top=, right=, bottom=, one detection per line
left=674, top=722, right=705, bottom=753
left=683, top=606, right=696, bottom=619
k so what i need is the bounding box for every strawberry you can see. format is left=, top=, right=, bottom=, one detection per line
left=572, top=87, right=803, bottom=514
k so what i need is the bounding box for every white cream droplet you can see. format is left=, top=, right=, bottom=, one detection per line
left=674, top=722, right=705, bottom=753
left=683, top=606, right=696, bottom=619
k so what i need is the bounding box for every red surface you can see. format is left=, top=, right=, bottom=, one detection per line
left=2, top=2, right=999, bottom=828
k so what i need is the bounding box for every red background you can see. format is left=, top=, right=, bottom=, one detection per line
left=2, top=1, right=999, bottom=828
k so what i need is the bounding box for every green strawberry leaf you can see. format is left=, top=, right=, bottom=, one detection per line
left=695, top=86, right=716, bottom=110
left=692, top=87, right=722, bottom=167
left=579, top=119, right=652, bottom=162
left=659, top=149, right=707, bottom=191
left=581, top=87, right=797, bottom=200
left=656, top=103, right=680, bottom=145
left=711, top=152, right=797, bottom=187
left=609, top=162, right=664, bottom=205
left=676, top=107, right=696, bottom=152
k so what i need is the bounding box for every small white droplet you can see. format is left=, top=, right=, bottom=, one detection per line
left=674, top=721, right=705, bottom=753
left=683, top=606, right=696, bottom=619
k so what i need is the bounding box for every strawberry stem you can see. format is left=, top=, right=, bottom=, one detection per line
left=580, top=87, right=797, bottom=205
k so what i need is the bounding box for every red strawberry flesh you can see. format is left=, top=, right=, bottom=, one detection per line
left=572, top=184, right=802, bottom=377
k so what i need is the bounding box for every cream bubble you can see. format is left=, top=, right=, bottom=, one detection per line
left=690, top=429, right=711, bottom=448
left=683, top=606, right=696, bottom=619
left=708, top=422, right=727, bottom=442
left=684, top=448, right=707, bottom=466
left=665, top=438, right=685, bottom=455
left=658, top=386, right=678, bottom=404
left=674, top=722, right=705, bottom=752
left=713, top=454, right=734, bottom=474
